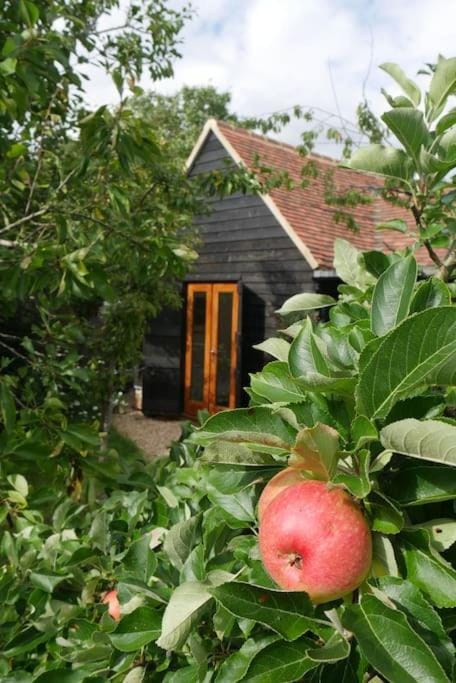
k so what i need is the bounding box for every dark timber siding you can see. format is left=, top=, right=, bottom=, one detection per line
left=143, top=132, right=314, bottom=415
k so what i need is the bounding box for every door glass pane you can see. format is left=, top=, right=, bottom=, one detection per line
left=216, top=292, right=233, bottom=406
left=190, top=292, right=206, bottom=402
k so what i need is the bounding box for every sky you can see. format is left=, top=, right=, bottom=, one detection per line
left=83, top=0, right=456, bottom=156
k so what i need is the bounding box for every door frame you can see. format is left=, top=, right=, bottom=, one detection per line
left=184, top=282, right=241, bottom=417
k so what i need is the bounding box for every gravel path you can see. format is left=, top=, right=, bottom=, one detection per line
left=113, top=411, right=183, bottom=458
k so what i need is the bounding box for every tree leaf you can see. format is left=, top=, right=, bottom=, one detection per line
left=380, top=419, right=456, bottom=466
left=380, top=63, right=421, bottom=106
left=210, top=582, right=319, bottom=641
left=385, top=461, right=456, bottom=506
left=0, top=382, right=16, bottom=433
left=371, top=255, right=417, bottom=336
left=342, top=594, right=450, bottom=682
left=250, top=361, right=308, bottom=404
left=163, top=515, right=201, bottom=570
left=333, top=239, right=376, bottom=289
left=307, top=632, right=350, bottom=663
left=191, top=408, right=297, bottom=450
left=109, top=607, right=161, bottom=652
left=371, top=533, right=399, bottom=578
left=276, top=293, right=336, bottom=315
left=410, top=279, right=451, bottom=313
left=242, top=637, right=318, bottom=682
left=398, top=529, right=456, bottom=608
left=429, top=56, right=456, bottom=120
left=157, top=582, right=213, bottom=651
left=347, top=144, right=410, bottom=182
left=416, top=519, right=456, bottom=552
left=289, top=319, right=330, bottom=377
left=253, top=338, right=290, bottom=361
left=201, top=441, right=277, bottom=466
left=381, top=109, right=430, bottom=168
left=207, top=488, right=255, bottom=522
left=290, top=423, right=340, bottom=479
left=121, top=533, right=157, bottom=582
left=375, top=219, right=408, bottom=233
left=365, top=493, right=404, bottom=535
left=377, top=576, right=455, bottom=678
left=215, top=635, right=279, bottom=683
left=333, top=450, right=371, bottom=498
left=356, top=307, right=456, bottom=419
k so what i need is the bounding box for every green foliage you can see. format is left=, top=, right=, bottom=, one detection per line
left=347, top=56, right=456, bottom=283
left=2, top=39, right=456, bottom=683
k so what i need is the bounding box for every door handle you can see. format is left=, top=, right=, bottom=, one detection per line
left=210, top=349, right=217, bottom=355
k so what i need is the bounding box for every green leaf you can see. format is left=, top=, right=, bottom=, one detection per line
left=109, top=607, right=161, bottom=652
left=347, top=144, right=410, bottom=182
left=371, top=533, right=399, bottom=577
left=371, top=255, right=417, bottom=336
left=399, top=529, right=456, bottom=608
left=0, top=382, right=16, bottom=432
left=210, top=582, right=319, bottom=641
left=250, top=361, right=307, bottom=404
left=7, top=474, right=28, bottom=498
left=378, top=576, right=455, bottom=678
left=253, top=338, right=290, bottom=361
left=201, top=441, right=277, bottom=466
left=380, top=419, right=456, bottom=466
left=342, top=594, right=450, bottom=682
left=32, top=673, right=86, bottom=683
left=385, top=462, right=456, bottom=506
left=307, top=631, right=350, bottom=663
left=381, top=109, right=430, bottom=167
left=356, top=307, right=456, bottom=419
left=410, top=279, right=451, bottom=313
left=375, top=219, right=408, bottom=233
left=0, top=57, right=17, bottom=75
left=429, top=57, right=456, bottom=120
left=417, top=519, right=456, bottom=552
left=288, top=320, right=355, bottom=395
left=157, top=581, right=213, bottom=651
left=334, top=450, right=371, bottom=498
left=121, top=533, right=157, bottom=582
left=351, top=415, right=378, bottom=450
left=191, top=407, right=297, bottom=450
left=333, top=239, right=376, bottom=289
left=163, top=515, right=201, bottom=570
left=435, top=107, right=456, bottom=135
left=207, top=488, right=255, bottom=522
left=289, top=319, right=330, bottom=377
left=362, top=251, right=394, bottom=277
left=276, top=293, right=336, bottom=315
left=365, top=493, right=404, bottom=535
left=215, top=635, right=279, bottom=683
left=242, top=637, right=318, bottom=682
left=290, top=423, right=340, bottom=479
left=29, top=572, right=69, bottom=593
left=380, top=63, right=421, bottom=106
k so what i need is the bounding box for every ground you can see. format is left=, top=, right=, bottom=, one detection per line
left=113, top=410, right=183, bottom=458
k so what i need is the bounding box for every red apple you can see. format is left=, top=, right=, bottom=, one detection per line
left=258, top=468, right=308, bottom=521
left=102, top=589, right=121, bottom=621
left=259, top=480, right=372, bottom=603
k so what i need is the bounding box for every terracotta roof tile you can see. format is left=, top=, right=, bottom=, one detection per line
left=215, top=120, right=435, bottom=269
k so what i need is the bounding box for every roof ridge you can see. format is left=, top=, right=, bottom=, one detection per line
left=214, top=118, right=338, bottom=166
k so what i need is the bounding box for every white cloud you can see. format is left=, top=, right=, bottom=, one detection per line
left=81, top=0, right=456, bottom=154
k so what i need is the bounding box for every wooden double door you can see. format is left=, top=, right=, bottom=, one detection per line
left=184, top=283, right=241, bottom=417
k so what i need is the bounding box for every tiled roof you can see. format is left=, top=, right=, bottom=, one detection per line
left=213, top=120, right=434, bottom=269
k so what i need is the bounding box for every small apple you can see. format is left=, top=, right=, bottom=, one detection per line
left=102, top=589, right=121, bottom=621
left=259, top=480, right=372, bottom=603
left=258, top=467, right=308, bottom=521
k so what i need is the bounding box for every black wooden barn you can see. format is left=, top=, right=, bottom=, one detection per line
left=142, top=119, right=415, bottom=418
